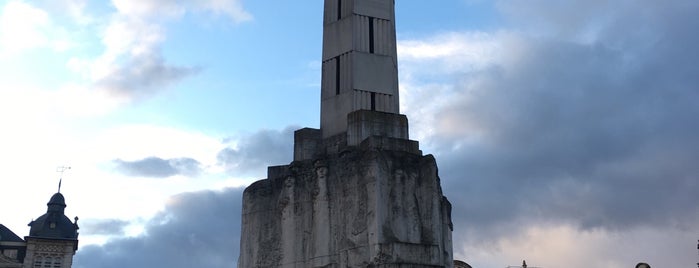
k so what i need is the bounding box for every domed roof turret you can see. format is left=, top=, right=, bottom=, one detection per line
left=28, top=193, right=78, bottom=240
left=47, top=193, right=66, bottom=213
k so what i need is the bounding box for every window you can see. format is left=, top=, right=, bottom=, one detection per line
left=43, top=257, right=52, bottom=268
left=370, top=92, right=376, bottom=111
left=3, top=249, right=18, bottom=259
left=53, top=257, right=62, bottom=268
left=33, top=256, right=43, bottom=268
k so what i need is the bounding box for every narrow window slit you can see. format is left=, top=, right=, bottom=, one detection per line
left=371, top=92, right=376, bottom=110
left=335, top=56, right=341, bottom=95
left=369, top=17, right=375, bottom=53
left=337, top=0, right=342, bottom=20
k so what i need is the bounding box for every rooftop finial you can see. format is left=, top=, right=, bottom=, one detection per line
left=56, top=166, right=71, bottom=193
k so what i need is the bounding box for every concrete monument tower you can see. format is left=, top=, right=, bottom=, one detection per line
left=238, top=1, right=454, bottom=267
left=320, top=0, right=401, bottom=141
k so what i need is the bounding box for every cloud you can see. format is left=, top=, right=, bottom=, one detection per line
left=33, top=0, right=92, bottom=25
left=0, top=1, right=88, bottom=57
left=406, top=0, right=699, bottom=230
left=80, top=219, right=130, bottom=236
left=217, top=127, right=295, bottom=177
left=456, top=224, right=697, bottom=268
left=69, top=0, right=251, bottom=102
left=0, top=0, right=252, bottom=103
left=85, top=16, right=200, bottom=101
left=111, top=0, right=184, bottom=18
left=93, top=50, right=201, bottom=100
left=111, top=0, right=252, bottom=22
left=73, top=187, right=244, bottom=268
left=0, top=1, right=50, bottom=55
left=196, top=0, right=253, bottom=23
left=113, top=157, right=203, bottom=178
left=397, top=0, right=699, bottom=266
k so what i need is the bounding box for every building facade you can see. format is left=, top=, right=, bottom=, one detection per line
left=0, top=193, right=78, bottom=268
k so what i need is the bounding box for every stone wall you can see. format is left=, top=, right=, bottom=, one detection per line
left=239, top=145, right=453, bottom=268
left=22, top=238, right=76, bottom=268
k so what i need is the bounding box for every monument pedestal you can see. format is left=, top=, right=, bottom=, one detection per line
left=238, top=128, right=453, bottom=268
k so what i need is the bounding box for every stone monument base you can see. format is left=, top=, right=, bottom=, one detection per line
left=238, top=128, right=453, bottom=268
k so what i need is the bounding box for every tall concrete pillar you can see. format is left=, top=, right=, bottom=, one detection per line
left=320, top=0, right=401, bottom=139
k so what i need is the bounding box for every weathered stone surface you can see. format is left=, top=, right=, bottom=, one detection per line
left=295, top=128, right=323, bottom=161
left=238, top=146, right=453, bottom=268
left=347, top=110, right=409, bottom=146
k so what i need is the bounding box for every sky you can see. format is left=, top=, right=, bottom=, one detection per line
left=1, top=0, right=698, bottom=267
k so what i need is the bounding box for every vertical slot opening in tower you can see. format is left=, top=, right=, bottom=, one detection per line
left=335, top=56, right=341, bottom=95
left=337, top=0, right=342, bottom=20
left=369, top=17, right=375, bottom=54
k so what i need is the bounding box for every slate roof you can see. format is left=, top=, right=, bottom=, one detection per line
left=27, top=193, right=79, bottom=240
left=0, top=224, right=23, bottom=242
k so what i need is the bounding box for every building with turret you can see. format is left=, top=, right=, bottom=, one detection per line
left=0, top=193, right=79, bottom=268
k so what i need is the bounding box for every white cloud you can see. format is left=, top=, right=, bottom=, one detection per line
left=110, top=0, right=252, bottom=22
left=85, top=15, right=201, bottom=100
left=74, top=0, right=252, bottom=102
left=398, top=32, right=520, bottom=144
left=399, top=32, right=504, bottom=75
left=0, top=0, right=252, bottom=104
left=0, top=0, right=255, bottom=239
left=0, top=1, right=50, bottom=54
left=199, top=0, right=252, bottom=23
left=0, top=119, right=250, bottom=244
left=111, top=0, right=184, bottom=18
left=0, top=1, right=83, bottom=56
left=28, top=0, right=92, bottom=25
left=52, top=84, right=127, bottom=117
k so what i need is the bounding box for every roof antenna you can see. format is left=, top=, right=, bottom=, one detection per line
left=507, top=260, right=542, bottom=268
left=56, top=166, right=71, bottom=193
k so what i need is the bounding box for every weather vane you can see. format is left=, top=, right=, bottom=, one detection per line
left=56, top=166, right=71, bottom=193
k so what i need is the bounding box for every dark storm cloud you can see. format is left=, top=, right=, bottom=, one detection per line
left=217, top=126, right=295, bottom=176
left=113, top=156, right=202, bottom=178
left=73, top=188, right=244, bottom=268
left=418, top=0, right=699, bottom=238
left=80, top=219, right=129, bottom=236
